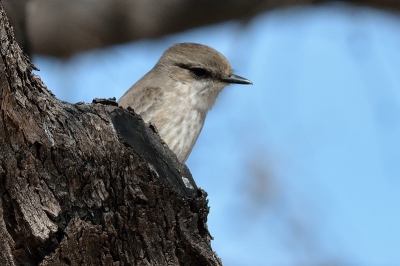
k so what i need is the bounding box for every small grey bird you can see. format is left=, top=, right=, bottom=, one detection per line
left=118, top=43, right=252, bottom=163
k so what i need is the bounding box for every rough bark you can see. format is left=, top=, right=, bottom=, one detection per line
left=18, top=0, right=400, bottom=57
left=2, top=0, right=29, bottom=55
left=0, top=3, right=221, bottom=266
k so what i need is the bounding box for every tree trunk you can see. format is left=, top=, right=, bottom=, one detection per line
left=0, top=3, right=221, bottom=266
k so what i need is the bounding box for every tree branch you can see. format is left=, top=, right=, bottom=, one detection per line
left=21, top=0, right=400, bottom=57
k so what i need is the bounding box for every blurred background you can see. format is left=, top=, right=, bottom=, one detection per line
left=5, top=0, right=400, bottom=265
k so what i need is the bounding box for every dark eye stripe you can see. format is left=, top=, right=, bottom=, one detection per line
left=176, top=63, right=211, bottom=79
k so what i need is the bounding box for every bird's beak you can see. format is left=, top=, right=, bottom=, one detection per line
left=221, top=74, right=253, bottom=85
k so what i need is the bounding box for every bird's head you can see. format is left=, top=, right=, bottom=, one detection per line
left=155, top=43, right=252, bottom=111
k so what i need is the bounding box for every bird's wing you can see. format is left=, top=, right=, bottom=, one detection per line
left=138, top=86, right=164, bottom=122
left=119, top=86, right=164, bottom=123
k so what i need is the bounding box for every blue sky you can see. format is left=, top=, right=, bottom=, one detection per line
left=33, top=3, right=400, bottom=265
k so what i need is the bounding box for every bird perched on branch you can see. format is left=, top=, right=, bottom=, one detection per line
left=118, top=43, right=252, bottom=163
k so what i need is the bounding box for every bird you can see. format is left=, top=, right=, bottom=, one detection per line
left=118, top=43, right=252, bottom=163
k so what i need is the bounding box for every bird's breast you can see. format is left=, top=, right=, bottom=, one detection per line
left=151, top=104, right=205, bottom=162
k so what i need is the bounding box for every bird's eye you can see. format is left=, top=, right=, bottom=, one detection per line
left=190, top=68, right=208, bottom=78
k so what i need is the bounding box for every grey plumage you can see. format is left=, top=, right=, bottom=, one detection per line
left=118, top=43, right=252, bottom=163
